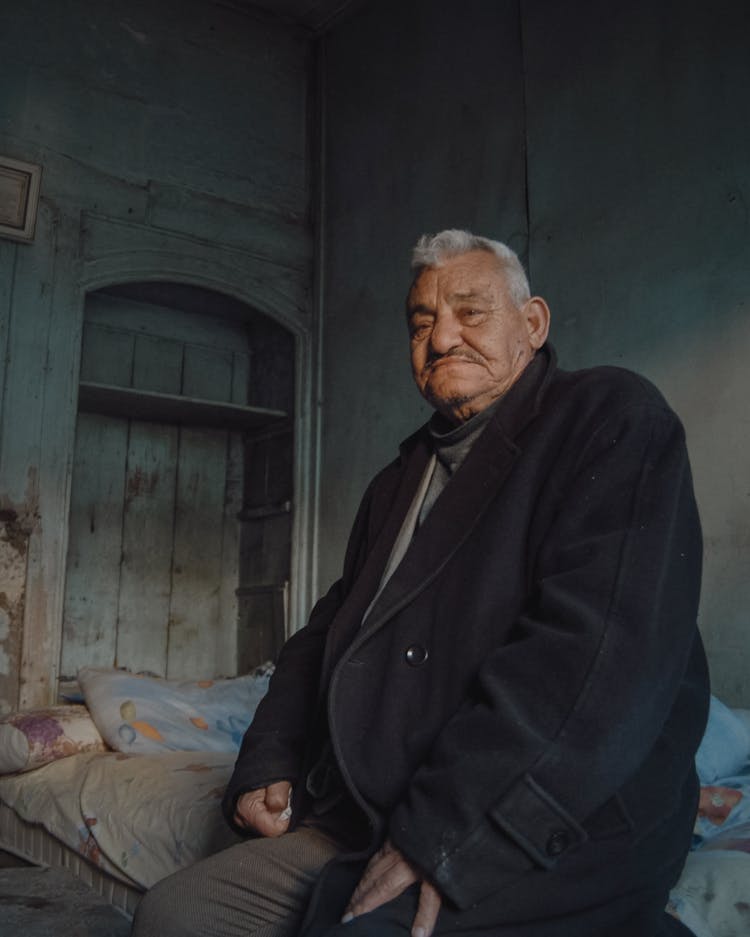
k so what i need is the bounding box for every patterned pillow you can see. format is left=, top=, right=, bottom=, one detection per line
left=77, top=666, right=272, bottom=754
left=0, top=705, right=108, bottom=774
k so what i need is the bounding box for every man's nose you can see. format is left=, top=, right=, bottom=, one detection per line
left=429, top=311, right=462, bottom=355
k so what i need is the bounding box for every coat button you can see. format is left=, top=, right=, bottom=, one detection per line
left=405, top=645, right=428, bottom=667
left=546, top=831, right=570, bottom=857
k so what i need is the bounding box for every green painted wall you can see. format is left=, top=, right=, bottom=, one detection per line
left=319, top=0, right=750, bottom=705
left=317, top=0, right=528, bottom=586
left=0, top=0, right=314, bottom=709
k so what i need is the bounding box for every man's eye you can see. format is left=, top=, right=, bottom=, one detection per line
left=410, top=321, right=431, bottom=338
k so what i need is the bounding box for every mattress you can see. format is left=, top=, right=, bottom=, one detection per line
left=0, top=800, right=141, bottom=916
left=0, top=749, right=242, bottom=917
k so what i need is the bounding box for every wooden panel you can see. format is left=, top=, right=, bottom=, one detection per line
left=60, top=413, right=127, bottom=678
left=240, top=513, right=292, bottom=586
left=182, top=343, right=233, bottom=402
left=80, top=215, right=312, bottom=326
left=2, top=2, right=310, bottom=217
left=78, top=383, right=286, bottom=430
left=0, top=518, right=28, bottom=714
left=0, top=203, right=67, bottom=710
left=166, top=343, right=232, bottom=677
left=237, top=587, right=287, bottom=671
left=245, top=322, right=296, bottom=413
left=132, top=333, right=183, bottom=394
left=0, top=204, right=56, bottom=507
left=148, top=183, right=312, bottom=273
left=244, top=430, right=295, bottom=508
left=238, top=424, right=293, bottom=664
left=167, top=427, right=227, bottom=677
left=115, top=422, right=178, bottom=675
left=114, top=313, right=184, bottom=674
left=216, top=430, right=243, bottom=677
left=62, top=310, right=137, bottom=679
left=215, top=349, right=250, bottom=676
left=79, top=324, right=134, bottom=386
left=0, top=241, right=17, bottom=434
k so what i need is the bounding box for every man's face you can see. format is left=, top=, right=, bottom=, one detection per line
left=407, top=251, right=550, bottom=423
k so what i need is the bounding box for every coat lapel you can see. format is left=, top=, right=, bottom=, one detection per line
left=320, top=432, right=432, bottom=678
left=349, top=345, right=557, bottom=647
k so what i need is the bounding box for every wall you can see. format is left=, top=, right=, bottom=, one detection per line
left=319, top=0, right=750, bottom=705
left=0, top=0, right=315, bottom=710
left=317, top=0, right=528, bottom=589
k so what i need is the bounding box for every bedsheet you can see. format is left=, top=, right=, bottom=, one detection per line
left=0, top=749, right=240, bottom=889
left=667, top=702, right=750, bottom=937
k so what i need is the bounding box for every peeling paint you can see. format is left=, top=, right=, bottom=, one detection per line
left=0, top=511, right=29, bottom=557
left=0, top=518, right=28, bottom=709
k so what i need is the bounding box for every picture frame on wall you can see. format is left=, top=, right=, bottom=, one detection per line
left=0, top=156, right=42, bottom=243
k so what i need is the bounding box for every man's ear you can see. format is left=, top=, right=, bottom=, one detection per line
left=522, top=296, right=551, bottom=349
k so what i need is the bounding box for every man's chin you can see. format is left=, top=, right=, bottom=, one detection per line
left=424, top=387, right=477, bottom=420
left=423, top=379, right=476, bottom=410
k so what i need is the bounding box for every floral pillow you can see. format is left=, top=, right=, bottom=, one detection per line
left=77, top=665, right=272, bottom=755
left=0, top=705, right=108, bottom=774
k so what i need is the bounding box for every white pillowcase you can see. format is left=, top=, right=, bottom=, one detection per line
left=77, top=666, right=272, bottom=754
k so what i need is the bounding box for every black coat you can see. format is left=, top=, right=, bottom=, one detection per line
left=224, top=346, right=709, bottom=934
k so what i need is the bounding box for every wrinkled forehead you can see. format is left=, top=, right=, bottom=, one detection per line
left=407, top=251, right=512, bottom=312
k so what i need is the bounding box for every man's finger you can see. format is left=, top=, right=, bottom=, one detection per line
left=411, top=880, right=442, bottom=937
left=235, top=789, right=265, bottom=826
left=234, top=786, right=291, bottom=838
left=265, top=780, right=292, bottom=812
left=343, top=846, right=418, bottom=920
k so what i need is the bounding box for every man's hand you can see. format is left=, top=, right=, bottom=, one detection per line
left=233, top=780, right=292, bottom=838
left=341, top=840, right=442, bottom=937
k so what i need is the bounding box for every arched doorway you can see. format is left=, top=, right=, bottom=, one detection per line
left=61, top=281, right=295, bottom=683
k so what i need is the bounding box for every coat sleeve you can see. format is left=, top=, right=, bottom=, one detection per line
left=388, top=400, right=707, bottom=907
left=221, top=469, right=383, bottom=827
left=221, top=579, right=343, bottom=827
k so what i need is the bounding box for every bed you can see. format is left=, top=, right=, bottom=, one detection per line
left=1, top=670, right=748, bottom=935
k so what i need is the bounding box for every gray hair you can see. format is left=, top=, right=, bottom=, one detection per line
left=411, top=229, right=530, bottom=307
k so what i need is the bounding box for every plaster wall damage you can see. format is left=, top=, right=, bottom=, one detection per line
left=0, top=513, right=30, bottom=714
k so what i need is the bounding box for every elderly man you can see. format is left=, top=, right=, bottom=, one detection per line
left=133, top=230, right=708, bottom=937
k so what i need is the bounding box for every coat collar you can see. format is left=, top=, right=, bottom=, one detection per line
left=348, top=344, right=557, bottom=646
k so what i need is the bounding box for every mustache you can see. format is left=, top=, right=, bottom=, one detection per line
left=425, top=348, right=484, bottom=370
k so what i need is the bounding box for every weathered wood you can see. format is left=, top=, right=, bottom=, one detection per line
left=0, top=1, right=310, bottom=217
left=237, top=586, right=287, bottom=670
left=77, top=383, right=287, bottom=431
left=148, top=182, right=312, bottom=273
left=167, top=425, right=228, bottom=677
left=87, top=291, right=252, bottom=353
left=79, top=323, right=135, bottom=385
left=216, top=430, right=243, bottom=677
left=133, top=332, right=184, bottom=394
left=1, top=0, right=316, bottom=709
left=215, top=350, right=250, bottom=676
left=0, top=518, right=28, bottom=714
left=60, top=413, right=128, bottom=677
left=240, top=512, right=293, bottom=586
left=61, top=307, right=136, bottom=680
left=112, top=318, right=185, bottom=675
left=0, top=203, right=74, bottom=711
left=116, top=420, right=178, bottom=675
left=0, top=241, right=17, bottom=434
left=166, top=342, right=233, bottom=677
left=80, top=214, right=311, bottom=328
